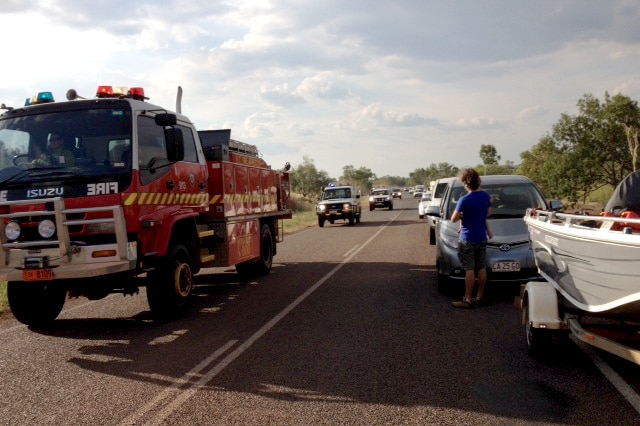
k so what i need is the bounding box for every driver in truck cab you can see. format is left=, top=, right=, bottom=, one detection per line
left=46, top=133, right=75, bottom=166
left=33, top=133, right=75, bottom=166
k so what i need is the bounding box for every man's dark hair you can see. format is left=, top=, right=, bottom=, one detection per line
left=460, top=168, right=481, bottom=191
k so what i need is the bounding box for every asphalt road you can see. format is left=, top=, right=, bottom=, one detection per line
left=1, top=196, right=640, bottom=425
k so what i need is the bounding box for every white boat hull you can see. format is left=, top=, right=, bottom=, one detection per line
left=525, top=210, right=640, bottom=320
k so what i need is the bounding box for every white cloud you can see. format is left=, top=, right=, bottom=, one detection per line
left=1, top=0, right=640, bottom=179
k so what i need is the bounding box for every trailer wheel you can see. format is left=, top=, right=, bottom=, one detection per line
left=147, top=244, right=193, bottom=321
left=236, top=224, right=274, bottom=277
left=523, top=298, right=552, bottom=357
left=7, top=281, right=66, bottom=326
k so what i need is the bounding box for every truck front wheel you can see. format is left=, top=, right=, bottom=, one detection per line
left=7, top=281, right=66, bottom=326
left=147, top=244, right=193, bottom=321
left=318, top=217, right=325, bottom=227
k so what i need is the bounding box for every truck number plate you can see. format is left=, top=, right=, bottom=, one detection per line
left=329, top=210, right=338, bottom=214
left=23, top=269, right=54, bottom=281
left=492, top=261, right=520, bottom=272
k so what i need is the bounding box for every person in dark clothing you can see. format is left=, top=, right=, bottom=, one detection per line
left=45, top=133, right=75, bottom=166
left=451, top=168, right=493, bottom=309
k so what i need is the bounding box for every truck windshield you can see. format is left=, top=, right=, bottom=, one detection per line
left=323, top=188, right=351, bottom=199
left=444, top=182, right=547, bottom=220
left=0, top=106, right=132, bottom=184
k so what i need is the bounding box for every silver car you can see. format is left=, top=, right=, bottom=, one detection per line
left=426, top=175, right=553, bottom=294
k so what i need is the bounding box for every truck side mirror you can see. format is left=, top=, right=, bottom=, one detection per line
left=165, top=127, right=184, bottom=162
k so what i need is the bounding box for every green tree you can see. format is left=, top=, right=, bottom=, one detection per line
left=479, top=144, right=501, bottom=166
left=409, top=163, right=459, bottom=187
left=518, top=92, right=640, bottom=205
left=341, top=165, right=376, bottom=193
left=290, top=156, right=331, bottom=198
left=374, top=176, right=407, bottom=188
left=517, top=136, right=563, bottom=198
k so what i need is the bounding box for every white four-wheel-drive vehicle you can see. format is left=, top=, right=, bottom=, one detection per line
left=316, top=185, right=361, bottom=227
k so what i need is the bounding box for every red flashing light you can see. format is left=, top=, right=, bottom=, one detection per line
left=95, top=85, right=147, bottom=101
left=130, top=87, right=146, bottom=101
left=96, top=86, right=114, bottom=98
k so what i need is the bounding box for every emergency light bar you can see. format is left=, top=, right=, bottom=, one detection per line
left=95, top=86, right=147, bottom=101
left=24, top=92, right=55, bottom=106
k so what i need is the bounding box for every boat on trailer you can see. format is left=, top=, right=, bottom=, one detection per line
left=520, top=171, right=640, bottom=362
left=525, top=207, right=640, bottom=321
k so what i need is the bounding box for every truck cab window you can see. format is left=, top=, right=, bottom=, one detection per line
left=178, top=124, right=198, bottom=163
left=137, top=115, right=170, bottom=185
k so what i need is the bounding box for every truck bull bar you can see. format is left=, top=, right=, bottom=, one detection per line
left=0, top=197, right=137, bottom=281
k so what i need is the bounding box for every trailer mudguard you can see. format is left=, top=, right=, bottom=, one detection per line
left=522, top=281, right=563, bottom=330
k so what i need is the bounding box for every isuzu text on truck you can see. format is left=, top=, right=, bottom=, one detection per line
left=0, top=86, right=291, bottom=325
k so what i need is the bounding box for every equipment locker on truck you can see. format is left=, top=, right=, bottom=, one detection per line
left=0, top=86, right=291, bottom=325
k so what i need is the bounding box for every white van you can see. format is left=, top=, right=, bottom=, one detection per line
left=427, top=177, right=457, bottom=244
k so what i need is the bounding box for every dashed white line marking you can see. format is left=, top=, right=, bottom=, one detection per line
left=133, top=214, right=396, bottom=425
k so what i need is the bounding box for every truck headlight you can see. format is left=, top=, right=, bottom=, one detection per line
left=369, top=196, right=374, bottom=202
left=38, top=219, right=56, bottom=239
left=317, top=205, right=326, bottom=212
left=343, top=203, right=351, bottom=211
left=4, top=221, right=21, bottom=240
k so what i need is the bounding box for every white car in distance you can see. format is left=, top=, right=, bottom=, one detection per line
left=418, top=192, right=432, bottom=218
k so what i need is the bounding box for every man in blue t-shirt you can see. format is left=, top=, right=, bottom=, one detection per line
left=451, top=168, right=493, bottom=308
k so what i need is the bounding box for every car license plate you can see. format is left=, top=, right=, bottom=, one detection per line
left=329, top=210, right=338, bottom=214
left=23, top=269, right=54, bottom=281
left=492, top=261, right=520, bottom=272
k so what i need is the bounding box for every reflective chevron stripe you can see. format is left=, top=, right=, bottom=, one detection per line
left=121, top=192, right=278, bottom=207
left=123, top=193, right=209, bottom=206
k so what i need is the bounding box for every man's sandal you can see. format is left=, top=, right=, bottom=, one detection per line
left=451, top=299, right=474, bottom=309
left=471, top=297, right=487, bottom=307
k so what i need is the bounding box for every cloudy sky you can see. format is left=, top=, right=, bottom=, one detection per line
left=2, top=0, right=639, bottom=179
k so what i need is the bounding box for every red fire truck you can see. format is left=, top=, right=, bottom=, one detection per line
left=0, top=86, right=291, bottom=325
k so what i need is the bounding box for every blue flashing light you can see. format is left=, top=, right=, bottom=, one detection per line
left=25, top=91, right=55, bottom=106
left=37, top=92, right=54, bottom=103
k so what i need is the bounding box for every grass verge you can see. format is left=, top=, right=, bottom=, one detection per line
left=0, top=282, right=6, bottom=314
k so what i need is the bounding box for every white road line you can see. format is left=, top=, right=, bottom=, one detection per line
left=119, top=339, right=239, bottom=426
left=140, top=215, right=396, bottom=425
left=572, top=336, right=640, bottom=414
left=343, top=244, right=360, bottom=258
